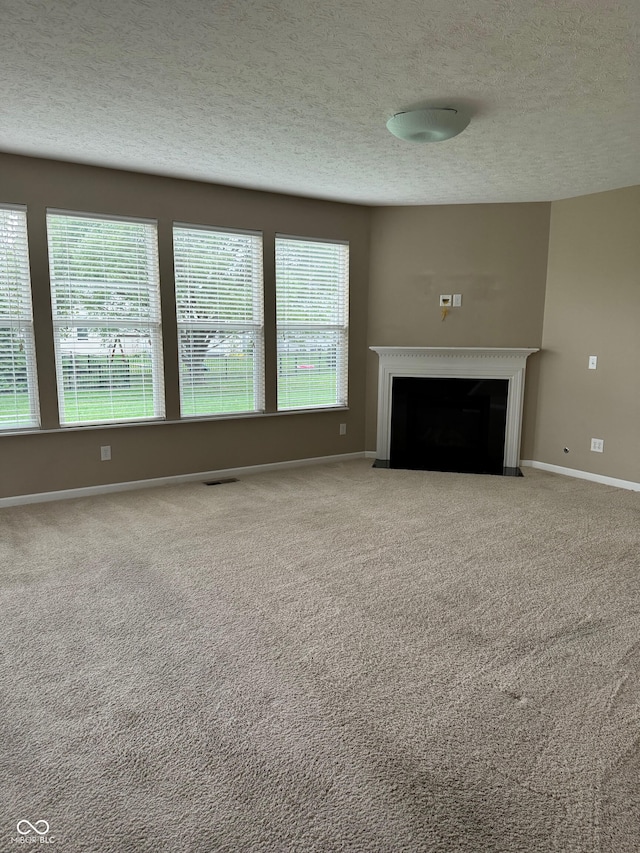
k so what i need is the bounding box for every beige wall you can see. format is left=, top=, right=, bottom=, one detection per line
left=531, top=186, right=640, bottom=483
left=0, top=154, right=370, bottom=498
left=366, top=203, right=551, bottom=451
left=3, top=150, right=636, bottom=499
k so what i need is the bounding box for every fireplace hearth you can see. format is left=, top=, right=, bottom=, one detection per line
left=370, top=347, right=538, bottom=476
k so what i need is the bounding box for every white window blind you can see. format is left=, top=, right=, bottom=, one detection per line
left=275, top=236, right=349, bottom=410
left=173, top=224, right=264, bottom=417
left=0, top=205, right=39, bottom=430
left=46, top=211, right=165, bottom=425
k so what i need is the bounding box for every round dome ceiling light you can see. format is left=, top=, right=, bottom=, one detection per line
left=386, top=107, right=470, bottom=143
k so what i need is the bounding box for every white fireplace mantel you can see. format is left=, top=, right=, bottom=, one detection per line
left=370, top=347, right=539, bottom=470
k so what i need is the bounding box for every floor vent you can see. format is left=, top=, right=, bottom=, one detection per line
left=203, top=477, right=239, bottom=486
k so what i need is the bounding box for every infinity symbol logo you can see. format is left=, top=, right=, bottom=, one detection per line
left=17, top=820, right=50, bottom=836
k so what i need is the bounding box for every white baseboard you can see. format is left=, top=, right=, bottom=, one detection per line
left=520, top=460, right=640, bottom=492
left=0, top=452, right=368, bottom=508
left=7, top=453, right=635, bottom=508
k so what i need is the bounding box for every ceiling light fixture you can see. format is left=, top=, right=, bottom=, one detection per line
left=386, top=107, right=470, bottom=143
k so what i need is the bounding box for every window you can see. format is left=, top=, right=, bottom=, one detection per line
left=46, top=211, right=164, bottom=425
left=173, top=224, right=264, bottom=417
left=275, top=236, right=348, bottom=410
left=0, top=205, right=39, bottom=430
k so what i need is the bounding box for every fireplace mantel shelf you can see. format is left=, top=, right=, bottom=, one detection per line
left=370, top=346, right=539, bottom=472
left=370, top=346, right=538, bottom=358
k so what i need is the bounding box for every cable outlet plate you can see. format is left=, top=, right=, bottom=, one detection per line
left=439, top=294, right=452, bottom=307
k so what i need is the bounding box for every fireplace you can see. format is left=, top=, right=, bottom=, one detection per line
left=370, top=347, right=538, bottom=476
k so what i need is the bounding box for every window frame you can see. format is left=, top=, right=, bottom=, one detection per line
left=46, top=208, right=165, bottom=427
left=275, top=234, right=349, bottom=412
left=172, top=222, right=265, bottom=419
left=0, top=203, right=40, bottom=432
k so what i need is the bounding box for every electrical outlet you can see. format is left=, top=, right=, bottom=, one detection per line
left=100, top=445, right=111, bottom=461
left=439, top=294, right=452, bottom=307
left=452, top=293, right=462, bottom=307
left=588, top=355, right=597, bottom=370
left=590, top=438, right=604, bottom=453
left=339, top=423, right=347, bottom=435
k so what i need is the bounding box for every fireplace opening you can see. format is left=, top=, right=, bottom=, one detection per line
left=390, top=377, right=509, bottom=474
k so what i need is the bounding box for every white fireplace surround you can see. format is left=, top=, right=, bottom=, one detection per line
left=370, top=347, right=539, bottom=470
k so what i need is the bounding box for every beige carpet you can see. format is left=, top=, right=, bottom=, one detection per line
left=1, top=460, right=639, bottom=852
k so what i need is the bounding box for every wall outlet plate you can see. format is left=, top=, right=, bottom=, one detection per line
left=452, top=294, right=462, bottom=307
left=588, top=355, right=597, bottom=369
left=439, top=294, right=452, bottom=307
left=590, top=438, right=604, bottom=453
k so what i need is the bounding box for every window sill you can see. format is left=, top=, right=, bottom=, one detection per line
left=0, top=406, right=350, bottom=437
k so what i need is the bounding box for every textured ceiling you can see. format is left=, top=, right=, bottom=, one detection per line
left=1, top=0, right=638, bottom=205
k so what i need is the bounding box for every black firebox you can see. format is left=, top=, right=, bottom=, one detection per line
left=389, top=377, right=509, bottom=475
